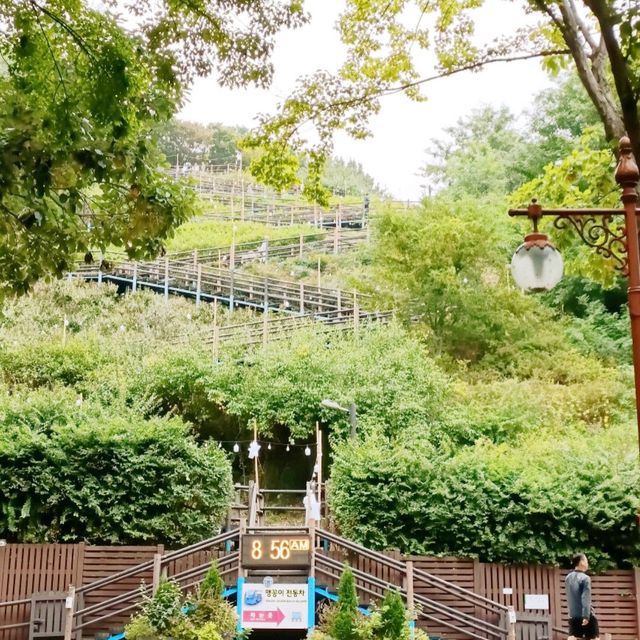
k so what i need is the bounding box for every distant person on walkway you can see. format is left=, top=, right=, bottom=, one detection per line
left=566, top=553, right=599, bottom=640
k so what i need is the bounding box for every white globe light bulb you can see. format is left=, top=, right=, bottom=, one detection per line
left=511, top=233, right=563, bottom=293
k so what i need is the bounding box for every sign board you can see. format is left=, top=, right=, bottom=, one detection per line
left=240, top=582, right=308, bottom=629
left=524, top=594, right=549, bottom=610
left=241, top=534, right=311, bottom=568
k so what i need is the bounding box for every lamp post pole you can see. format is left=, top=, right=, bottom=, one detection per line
left=508, top=136, right=640, bottom=452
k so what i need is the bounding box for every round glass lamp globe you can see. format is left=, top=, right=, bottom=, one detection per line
left=511, top=241, right=564, bottom=292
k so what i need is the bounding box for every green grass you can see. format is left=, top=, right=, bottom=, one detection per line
left=165, top=220, right=321, bottom=252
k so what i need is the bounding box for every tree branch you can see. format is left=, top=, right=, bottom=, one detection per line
left=584, top=0, right=640, bottom=154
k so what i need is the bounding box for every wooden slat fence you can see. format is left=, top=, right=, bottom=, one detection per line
left=2, top=543, right=639, bottom=640
left=0, top=545, right=83, bottom=640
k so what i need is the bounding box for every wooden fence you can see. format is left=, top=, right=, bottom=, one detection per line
left=1, top=543, right=638, bottom=640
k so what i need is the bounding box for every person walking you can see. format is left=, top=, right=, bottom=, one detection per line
left=565, top=553, right=599, bottom=640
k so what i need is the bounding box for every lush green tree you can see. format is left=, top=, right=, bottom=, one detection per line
left=330, top=564, right=359, bottom=640
left=316, top=157, right=382, bottom=197
left=378, top=591, right=409, bottom=640
left=247, top=0, right=640, bottom=197
left=423, top=106, right=529, bottom=198
left=522, top=74, right=603, bottom=178
left=0, top=0, right=305, bottom=294
left=156, top=119, right=249, bottom=167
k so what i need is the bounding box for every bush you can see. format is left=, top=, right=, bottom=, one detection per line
left=330, top=564, right=359, bottom=640
left=125, top=567, right=241, bottom=640
left=329, top=426, right=640, bottom=568
left=0, top=409, right=233, bottom=544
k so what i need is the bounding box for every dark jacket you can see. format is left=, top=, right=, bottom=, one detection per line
left=565, top=570, right=591, bottom=619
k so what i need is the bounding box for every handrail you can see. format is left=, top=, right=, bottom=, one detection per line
left=316, top=554, right=506, bottom=637
left=75, top=528, right=239, bottom=595
left=316, top=555, right=506, bottom=640
left=0, top=598, right=30, bottom=608
left=316, top=529, right=508, bottom=615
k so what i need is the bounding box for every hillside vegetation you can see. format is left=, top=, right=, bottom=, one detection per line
left=0, top=75, right=638, bottom=567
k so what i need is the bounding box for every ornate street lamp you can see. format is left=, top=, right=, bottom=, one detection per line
left=508, top=136, right=640, bottom=452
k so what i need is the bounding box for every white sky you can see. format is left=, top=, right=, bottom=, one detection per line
left=179, top=0, right=552, bottom=200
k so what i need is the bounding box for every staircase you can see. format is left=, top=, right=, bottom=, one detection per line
left=0, top=527, right=516, bottom=640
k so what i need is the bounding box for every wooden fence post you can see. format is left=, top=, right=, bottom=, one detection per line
left=333, top=224, right=339, bottom=255
left=63, top=585, right=75, bottom=640
left=193, top=249, right=198, bottom=268
left=337, top=290, right=342, bottom=316
left=152, top=553, right=162, bottom=594
left=196, top=265, right=202, bottom=307
left=507, top=606, right=516, bottom=640
left=299, top=283, right=305, bottom=316
left=405, top=560, right=415, bottom=619
left=634, top=568, right=640, bottom=640
left=132, top=262, right=138, bottom=293
left=299, top=234, right=304, bottom=259
left=353, top=291, right=359, bottom=332
left=212, top=301, right=219, bottom=363
left=164, top=257, right=169, bottom=302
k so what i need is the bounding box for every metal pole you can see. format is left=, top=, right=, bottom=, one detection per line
left=616, top=136, right=640, bottom=451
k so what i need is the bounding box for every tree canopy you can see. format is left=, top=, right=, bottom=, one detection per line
left=0, top=0, right=305, bottom=296
left=247, top=0, right=640, bottom=196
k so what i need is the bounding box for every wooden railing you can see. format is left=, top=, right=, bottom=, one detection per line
left=75, top=258, right=373, bottom=317
left=168, top=230, right=367, bottom=269
left=314, top=529, right=513, bottom=640
left=71, top=529, right=240, bottom=637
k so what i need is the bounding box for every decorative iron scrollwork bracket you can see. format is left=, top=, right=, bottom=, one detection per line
left=552, top=213, right=628, bottom=275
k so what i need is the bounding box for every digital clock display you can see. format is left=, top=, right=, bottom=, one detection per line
left=241, top=534, right=312, bottom=568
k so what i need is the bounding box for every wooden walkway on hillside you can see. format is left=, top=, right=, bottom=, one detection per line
left=76, top=259, right=372, bottom=316
left=169, top=230, right=367, bottom=268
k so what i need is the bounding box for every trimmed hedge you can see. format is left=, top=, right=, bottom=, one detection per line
left=329, top=427, right=640, bottom=568
left=0, top=401, right=233, bottom=545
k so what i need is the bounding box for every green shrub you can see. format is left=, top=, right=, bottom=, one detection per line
left=329, top=426, right=640, bottom=568
left=0, top=411, right=233, bottom=544
left=330, top=564, right=359, bottom=640
left=143, top=580, right=183, bottom=633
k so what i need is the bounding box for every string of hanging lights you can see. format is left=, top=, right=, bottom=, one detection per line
left=216, top=439, right=315, bottom=456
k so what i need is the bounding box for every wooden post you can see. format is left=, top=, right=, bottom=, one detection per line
left=405, top=560, right=415, bottom=618
left=196, top=265, right=202, bottom=307
left=238, top=517, right=247, bottom=578
left=152, top=553, right=162, bottom=594
left=212, top=301, right=219, bottom=363
left=299, top=234, right=304, bottom=259
left=316, top=422, right=322, bottom=507
left=299, top=283, right=305, bottom=316
left=333, top=224, right=339, bottom=255
left=253, top=419, right=259, bottom=488
left=263, top=278, right=269, bottom=347
left=97, top=270, right=102, bottom=286
left=132, top=262, right=138, bottom=293
left=164, top=257, right=169, bottom=302
left=192, top=249, right=198, bottom=268
left=634, top=568, right=640, bottom=640
left=317, top=257, right=321, bottom=289
left=63, top=585, right=75, bottom=640
left=507, top=606, right=516, bottom=640
left=308, top=518, right=316, bottom=579
left=230, top=227, right=236, bottom=271
left=337, top=290, right=342, bottom=316
left=353, top=291, right=359, bottom=332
